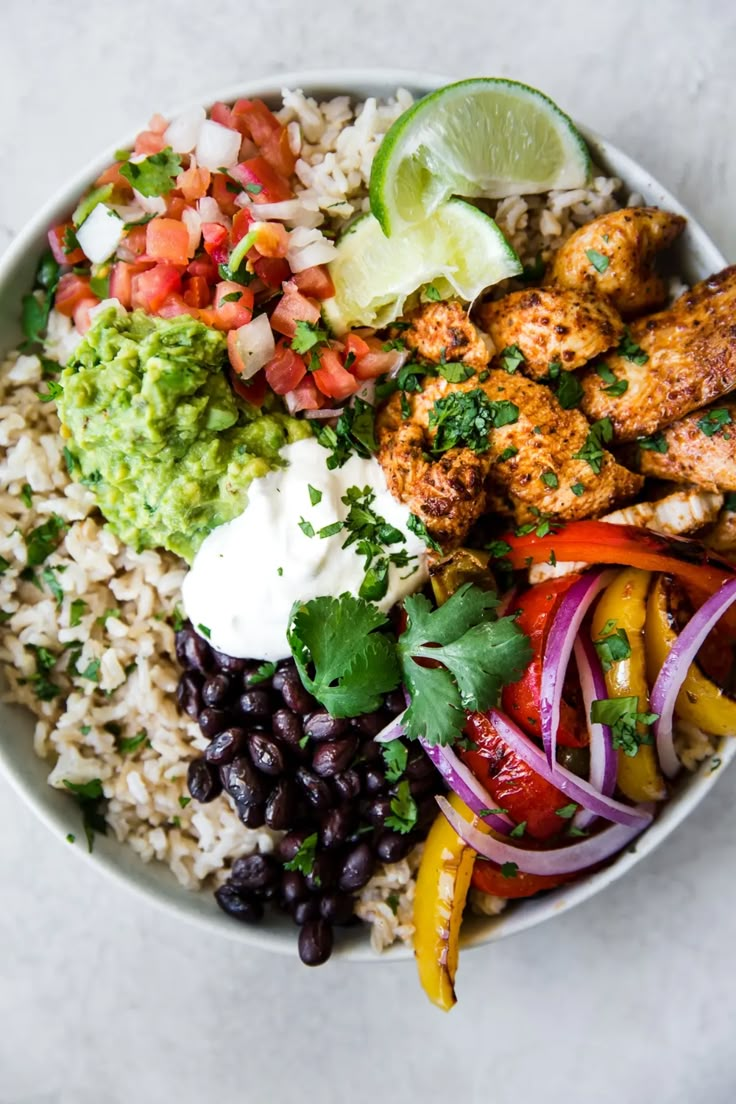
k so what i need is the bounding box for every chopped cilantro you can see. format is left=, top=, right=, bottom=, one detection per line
left=171, top=605, right=186, bottom=632
left=497, top=446, right=518, bottom=463
left=298, top=733, right=310, bottom=749
left=244, top=182, right=263, bottom=195
left=63, top=780, right=104, bottom=801
left=118, top=730, right=150, bottom=755
left=79, top=658, right=101, bottom=683
left=555, top=371, right=584, bottom=410
left=437, top=362, right=475, bottom=383
left=638, top=432, right=668, bottom=453
left=509, top=820, right=527, bottom=838
left=314, top=398, right=377, bottom=469
left=697, top=408, right=732, bottom=437
left=386, top=893, right=400, bottom=915
left=547, top=361, right=562, bottom=379
left=590, top=697, right=659, bottom=757
left=555, top=803, right=578, bottom=819
left=499, top=344, right=525, bottom=374
left=220, top=290, right=243, bottom=304
left=38, top=379, right=63, bottom=404
left=585, top=248, right=610, bottom=273
left=62, top=777, right=106, bottom=852
left=308, top=484, right=322, bottom=507
left=478, top=807, right=508, bottom=816
left=178, top=796, right=191, bottom=809
left=428, top=389, right=519, bottom=454
left=710, top=756, right=722, bottom=773
left=385, top=780, right=418, bottom=833
left=40, top=566, right=64, bottom=607
left=249, top=661, right=277, bottom=685
left=318, top=521, right=344, bottom=540
left=486, top=540, right=512, bottom=558
left=66, top=833, right=76, bottom=844
left=570, top=482, right=585, bottom=496
left=382, top=739, right=408, bottom=783
left=20, top=483, right=33, bottom=508
left=572, top=418, right=614, bottom=474
left=120, top=147, right=182, bottom=197
left=283, top=832, right=319, bottom=876
left=69, top=599, right=88, bottom=627
left=500, top=861, right=518, bottom=878
left=618, top=328, right=649, bottom=365
left=423, top=283, right=442, bottom=302
left=595, top=362, right=629, bottom=397
left=298, top=518, right=315, bottom=538
left=521, top=255, right=545, bottom=282
left=593, top=620, right=632, bottom=671
left=25, top=515, right=66, bottom=566
left=568, top=825, right=589, bottom=838
left=407, top=513, right=442, bottom=553
left=89, top=272, right=110, bottom=300
left=197, top=623, right=211, bottom=639
left=291, top=320, right=329, bottom=356
left=541, top=471, right=559, bottom=489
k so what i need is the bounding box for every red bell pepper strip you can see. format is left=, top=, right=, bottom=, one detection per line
left=471, top=859, right=573, bottom=900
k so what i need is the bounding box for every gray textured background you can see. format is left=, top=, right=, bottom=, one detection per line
left=1, top=2, right=735, bottom=1101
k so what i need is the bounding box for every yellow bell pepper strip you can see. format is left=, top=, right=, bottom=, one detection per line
left=413, top=792, right=479, bottom=1011
left=646, top=574, right=736, bottom=737
left=590, top=568, right=667, bottom=802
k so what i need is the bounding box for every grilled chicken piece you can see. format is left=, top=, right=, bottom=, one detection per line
left=705, top=508, right=736, bottom=558
left=403, top=299, right=492, bottom=370
left=376, top=368, right=641, bottom=545
left=546, top=207, right=686, bottom=318
left=476, top=287, right=624, bottom=379
left=638, top=402, right=736, bottom=490
left=529, top=488, right=724, bottom=583
left=580, top=266, right=736, bottom=441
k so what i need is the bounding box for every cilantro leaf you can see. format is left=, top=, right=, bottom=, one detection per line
left=407, top=513, right=442, bottom=553
left=249, top=660, right=277, bottom=685
left=617, top=328, right=649, bottom=365
left=437, top=362, right=474, bottom=383
left=63, top=777, right=107, bottom=852
left=25, top=515, right=66, bottom=566
left=541, top=471, right=559, bottom=489
left=20, top=483, right=33, bottom=508
left=555, top=371, right=584, bottom=410
left=118, top=730, right=149, bottom=754
left=287, top=594, right=400, bottom=717
left=21, top=251, right=60, bottom=348
left=283, top=832, right=318, bottom=876
left=291, top=320, right=329, bottom=355
left=40, top=566, right=64, bottom=608
left=638, top=432, right=668, bottom=454
left=314, top=399, right=377, bottom=468
left=423, top=283, right=442, bottom=302
left=428, top=389, right=519, bottom=454
left=385, top=780, right=418, bottom=834
left=499, top=344, right=525, bottom=374
left=593, top=621, right=632, bottom=672
left=595, top=362, right=629, bottom=397
left=69, top=599, right=88, bottom=627
left=555, top=803, right=578, bottom=819
left=308, top=484, right=322, bottom=506
left=572, top=418, right=614, bottom=474
left=382, top=739, right=408, bottom=783
left=697, top=408, right=732, bottom=437
left=120, top=147, right=182, bottom=197
left=500, top=861, right=518, bottom=878
left=590, top=696, right=658, bottom=757
left=585, top=248, right=610, bottom=273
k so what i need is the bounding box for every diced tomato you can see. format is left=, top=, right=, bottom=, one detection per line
left=232, top=99, right=297, bottom=178
left=186, top=254, right=218, bottom=284
left=182, top=275, right=212, bottom=309
left=72, top=297, right=100, bottom=334
left=312, top=347, right=360, bottom=401
left=285, top=373, right=322, bottom=413
left=201, top=222, right=229, bottom=266
left=131, top=264, right=182, bottom=312
left=343, top=332, right=371, bottom=364
left=54, top=273, right=95, bottom=317
left=210, top=101, right=236, bottom=129
left=95, top=162, right=130, bottom=191
left=265, top=340, right=307, bottom=394
left=157, top=293, right=190, bottom=319
left=261, top=128, right=297, bottom=180
left=47, top=223, right=85, bottom=266
left=146, top=218, right=191, bottom=266
left=471, top=860, right=573, bottom=900
left=148, top=113, right=168, bottom=135
left=253, top=222, right=290, bottom=259
left=231, top=208, right=255, bottom=246
left=352, top=349, right=398, bottom=380
left=211, top=173, right=241, bottom=218
left=177, top=163, right=211, bottom=202
left=270, top=282, right=320, bottom=337
left=230, top=368, right=267, bottom=408
left=212, top=281, right=254, bottom=330
left=109, top=261, right=148, bottom=309
left=165, top=195, right=188, bottom=221
left=461, top=712, right=567, bottom=842
left=134, top=129, right=166, bottom=156
left=253, top=256, right=291, bottom=289
left=293, top=265, right=335, bottom=300
left=232, top=157, right=293, bottom=204
left=122, top=225, right=148, bottom=259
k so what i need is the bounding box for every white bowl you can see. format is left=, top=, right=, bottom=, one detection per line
left=0, top=69, right=731, bottom=962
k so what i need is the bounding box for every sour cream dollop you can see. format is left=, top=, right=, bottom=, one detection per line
left=182, top=437, right=429, bottom=661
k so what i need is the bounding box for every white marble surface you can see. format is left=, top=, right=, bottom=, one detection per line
left=2, top=2, right=736, bottom=1101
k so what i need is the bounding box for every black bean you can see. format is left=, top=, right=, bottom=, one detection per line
left=298, top=919, right=333, bottom=966
left=271, top=708, right=303, bottom=748
left=385, top=689, right=407, bottom=716
left=248, top=731, right=285, bottom=777
left=238, top=689, right=272, bottom=724
left=238, top=802, right=266, bottom=829
left=198, top=707, right=229, bottom=739
left=366, top=796, right=392, bottom=828
left=333, top=769, right=361, bottom=802
left=306, top=851, right=340, bottom=891
left=265, top=778, right=298, bottom=830
left=180, top=629, right=214, bottom=673
left=211, top=648, right=248, bottom=675
left=278, top=829, right=311, bottom=863
left=406, top=750, right=436, bottom=782
left=376, top=830, right=414, bottom=863
left=176, top=672, right=203, bottom=719
left=320, top=806, right=356, bottom=849
left=271, top=659, right=297, bottom=691
left=281, top=869, right=308, bottom=905
left=319, top=891, right=355, bottom=926
left=360, top=739, right=383, bottom=764
left=214, top=884, right=263, bottom=923
left=303, top=710, right=347, bottom=741
left=204, top=727, right=246, bottom=766
left=409, top=774, right=437, bottom=799
left=363, top=767, right=386, bottom=795
left=416, top=794, right=440, bottom=831
left=311, top=735, right=359, bottom=778
left=353, top=710, right=390, bottom=737
left=338, top=843, right=375, bottom=892
left=223, top=755, right=268, bottom=807
left=243, top=664, right=274, bottom=689
left=279, top=670, right=316, bottom=714
left=230, top=853, right=280, bottom=891
left=295, top=766, right=332, bottom=812
left=175, top=627, right=192, bottom=668
left=202, top=673, right=233, bottom=708
left=187, top=758, right=222, bottom=803
left=293, top=897, right=321, bottom=925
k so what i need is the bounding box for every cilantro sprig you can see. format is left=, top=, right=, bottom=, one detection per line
left=590, top=697, right=659, bottom=757
left=120, top=147, right=182, bottom=197
left=428, top=389, right=519, bottom=454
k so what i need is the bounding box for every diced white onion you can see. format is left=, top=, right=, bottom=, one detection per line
left=230, top=315, right=275, bottom=379
left=195, top=119, right=241, bottom=170
left=181, top=207, right=202, bottom=257
left=197, top=196, right=230, bottom=227
left=287, top=226, right=338, bottom=273
left=164, top=106, right=206, bottom=154
left=76, top=204, right=126, bottom=264
left=133, top=189, right=167, bottom=216
left=235, top=197, right=322, bottom=229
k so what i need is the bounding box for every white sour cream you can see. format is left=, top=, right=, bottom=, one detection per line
left=182, top=437, right=429, bottom=661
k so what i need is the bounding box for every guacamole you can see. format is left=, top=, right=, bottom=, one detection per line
left=58, top=307, right=311, bottom=562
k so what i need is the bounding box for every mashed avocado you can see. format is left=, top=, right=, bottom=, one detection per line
left=58, top=306, right=311, bottom=561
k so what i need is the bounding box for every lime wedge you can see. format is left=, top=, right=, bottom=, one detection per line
left=322, top=198, right=521, bottom=334
left=370, top=78, right=591, bottom=236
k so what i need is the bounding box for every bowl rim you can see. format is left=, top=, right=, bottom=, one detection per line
left=0, top=67, right=731, bottom=964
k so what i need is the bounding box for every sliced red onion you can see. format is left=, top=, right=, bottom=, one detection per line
left=487, top=709, right=650, bottom=828
left=352, top=379, right=377, bottom=406
left=572, top=636, right=616, bottom=831
left=437, top=795, right=653, bottom=876
left=304, top=407, right=343, bottom=420
left=419, top=740, right=513, bottom=835
left=540, top=569, right=616, bottom=767
left=373, top=711, right=406, bottom=744
left=652, top=577, right=736, bottom=778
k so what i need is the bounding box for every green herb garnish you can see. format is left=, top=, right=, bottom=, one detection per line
left=120, top=147, right=182, bottom=197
